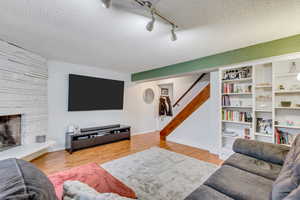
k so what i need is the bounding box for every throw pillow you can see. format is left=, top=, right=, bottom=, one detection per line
left=48, top=163, right=137, bottom=200
left=63, top=181, right=135, bottom=200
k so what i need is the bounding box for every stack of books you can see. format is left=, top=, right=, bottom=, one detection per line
left=222, top=95, right=231, bottom=106
left=222, top=83, right=252, bottom=94
left=222, top=110, right=252, bottom=122
left=275, top=128, right=294, bottom=145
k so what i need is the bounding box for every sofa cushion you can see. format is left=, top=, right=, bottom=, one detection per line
left=184, top=185, right=233, bottom=200
left=0, top=158, right=57, bottom=200
left=272, top=135, right=300, bottom=200
left=204, top=165, right=273, bottom=200
left=233, top=138, right=290, bottom=165
left=224, top=153, right=282, bottom=180
left=284, top=184, right=300, bottom=200
left=48, top=163, right=137, bottom=200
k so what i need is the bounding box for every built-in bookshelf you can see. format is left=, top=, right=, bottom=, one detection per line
left=220, top=58, right=300, bottom=158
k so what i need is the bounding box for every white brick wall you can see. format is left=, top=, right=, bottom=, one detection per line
left=0, top=40, right=48, bottom=145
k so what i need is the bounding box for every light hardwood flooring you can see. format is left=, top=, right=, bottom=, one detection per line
left=32, top=132, right=223, bottom=175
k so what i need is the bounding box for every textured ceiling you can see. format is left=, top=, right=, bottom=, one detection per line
left=0, top=0, right=300, bottom=73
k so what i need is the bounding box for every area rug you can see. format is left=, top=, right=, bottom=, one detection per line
left=101, top=147, right=218, bottom=200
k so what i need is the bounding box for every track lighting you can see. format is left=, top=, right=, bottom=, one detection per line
left=170, top=25, right=177, bottom=41
left=146, top=10, right=155, bottom=32
left=100, top=0, right=179, bottom=41
left=101, top=0, right=111, bottom=8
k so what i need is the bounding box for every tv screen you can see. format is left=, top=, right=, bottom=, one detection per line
left=68, top=74, right=124, bottom=111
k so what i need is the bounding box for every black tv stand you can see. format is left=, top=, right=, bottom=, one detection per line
left=65, top=124, right=131, bottom=153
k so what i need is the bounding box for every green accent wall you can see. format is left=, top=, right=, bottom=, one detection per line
left=132, top=34, right=300, bottom=81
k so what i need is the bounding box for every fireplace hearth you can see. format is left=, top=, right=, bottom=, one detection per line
left=0, top=115, right=21, bottom=152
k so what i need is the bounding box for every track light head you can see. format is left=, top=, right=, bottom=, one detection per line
left=146, top=10, right=155, bottom=32
left=171, top=25, right=177, bottom=41
left=101, top=0, right=111, bottom=8
left=100, top=0, right=179, bottom=41
left=146, top=20, right=155, bottom=32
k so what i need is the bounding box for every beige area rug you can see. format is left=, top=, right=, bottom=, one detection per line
left=101, top=147, right=218, bottom=200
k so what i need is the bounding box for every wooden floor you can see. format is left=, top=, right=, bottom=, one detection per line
left=32, top=132, right=223, bottom=175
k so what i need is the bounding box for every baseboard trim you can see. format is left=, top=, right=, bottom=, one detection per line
left=23, top=149, right=48, bottom=162
left=167, top=137, right=220, bottom=156
left=131, top=130, right=158, bottom=136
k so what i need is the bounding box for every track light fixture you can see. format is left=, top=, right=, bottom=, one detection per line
left=146, top=9, right=155, bottom=32
left=101, top=0, right=111, bottom=8
left=170, top=25, right=177, bottom=41
left=101, top=0, right=179, bottom=41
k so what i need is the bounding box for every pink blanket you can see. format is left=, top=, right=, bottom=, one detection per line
left=48, top=163, right=137, bottom=200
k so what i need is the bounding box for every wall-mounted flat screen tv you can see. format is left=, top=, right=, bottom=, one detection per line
left=68, top=74, right=124, bottom=111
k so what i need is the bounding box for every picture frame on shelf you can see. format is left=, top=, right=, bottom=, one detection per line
left=256, top=118, right=272, bottom=135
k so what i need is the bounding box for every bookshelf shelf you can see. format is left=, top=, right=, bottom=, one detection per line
left=222, top=93, right=252, bottom=95
left=255, top=85, right=272, bottom=89
left=255, top=110, right=272, bottom=112
left=254, top=132, right=273, bottom=137
left=222, top=78, right=252, bottom=83
left=274, top=72, right=299, bottom=77
left=222, top=120, right=251, bottom=125
left=274, top=125, right=300, bottom=129
left=223, top=106, right=252, bottom=109
left=222, top=135, right=239, bottom=139
left=274, top=90, right=300, bottom=94
left=275, top=107, right=300, bottom=110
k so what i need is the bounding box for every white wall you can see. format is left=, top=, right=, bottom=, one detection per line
left=125, top=74, right=201, bottom=134
left=167, top=71, right=220, bottom=154
left=127, top=71, right=221, bottom=155
left=156, top=75, right=200, bottom=103
left=48, top=60, right=133, bottom=151
left=125, top=81, right=160, bottom=135
left=47, top=60, right=220, bottom=153
left=156, top=75, right=200, bottom=129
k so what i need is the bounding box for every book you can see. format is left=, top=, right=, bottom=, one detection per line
left=222, top=110, right=252, bottom=122
left=244, top=128, right=251, bottom=139
left=275, top=128, right=295, bottom=145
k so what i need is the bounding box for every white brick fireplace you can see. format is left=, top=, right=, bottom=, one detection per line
left=0, top=39, right=54, bottom=160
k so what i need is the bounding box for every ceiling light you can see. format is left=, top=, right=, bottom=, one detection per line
left=101, top=0, right=111, bottom=8
left=170, top=25, right=177, bottom=41
left=146, top=10, right=155, bottom=32
left=100, top=0, right=179, bottom=41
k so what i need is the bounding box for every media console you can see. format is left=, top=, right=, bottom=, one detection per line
left=65, top=124, right=131, bottom=153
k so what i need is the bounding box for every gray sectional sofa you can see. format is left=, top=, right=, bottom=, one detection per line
left=0, top=158, right=57, bottom=200
left=185, top=135, right=300, bottom=200
left=1, top=135, right=300, bottom=200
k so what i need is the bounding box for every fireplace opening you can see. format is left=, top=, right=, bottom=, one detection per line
left=0, top=115, right=21, bottom=152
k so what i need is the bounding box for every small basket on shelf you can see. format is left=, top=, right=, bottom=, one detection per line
left=281, top=101, right=292, bottom=107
